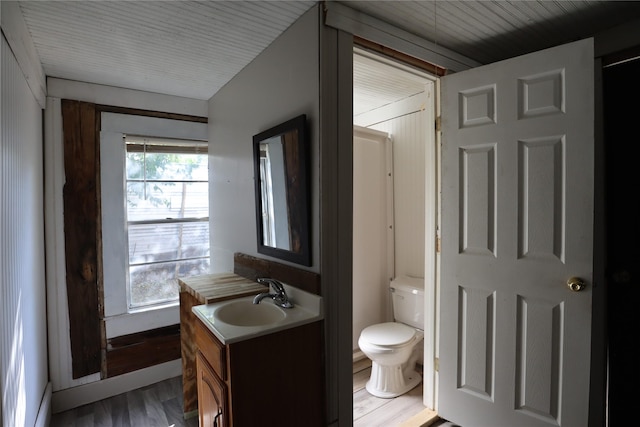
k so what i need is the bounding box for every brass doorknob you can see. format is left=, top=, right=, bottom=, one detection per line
left=567, top=277, right=586, bottom=292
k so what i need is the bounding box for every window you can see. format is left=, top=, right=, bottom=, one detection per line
left=258, top=143, right=277, bottom=247
left=125, top=136, right=209, bottom=309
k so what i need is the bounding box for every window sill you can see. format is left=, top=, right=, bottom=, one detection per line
left=105, top=303, right=180, bottom=339
left=127, top=299, right=179, bottom=315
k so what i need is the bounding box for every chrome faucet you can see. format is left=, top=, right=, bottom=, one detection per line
left=254, top=278, right=294, bottom=308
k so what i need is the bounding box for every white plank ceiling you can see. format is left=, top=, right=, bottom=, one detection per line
left=353, top=48, right=433, bottom=117
left=14, top=0, right=640, bottom=108
left=17, top=0, right=316, bottom=100
left=340, top=0, right=640, bottom=66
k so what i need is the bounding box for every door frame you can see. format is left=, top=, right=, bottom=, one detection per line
left=351, top=44, right=440, bottom=411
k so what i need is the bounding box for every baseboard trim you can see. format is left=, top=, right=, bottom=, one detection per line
left=51, top=359, right=181, bottom=414
left=398, top=408, right=439, bottom=427
left=35, top=382, right=52, bottom=427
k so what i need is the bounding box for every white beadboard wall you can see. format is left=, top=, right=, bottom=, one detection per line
left=370, top=110, right=427, bottom=279
left=352, top=92, right=430, bottom=350
left=1, top=35, right=49, bottom=427
left=352, top=126, right=393, bottom=350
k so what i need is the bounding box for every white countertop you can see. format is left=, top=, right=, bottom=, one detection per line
left=192, top=285, right=323, bottom=344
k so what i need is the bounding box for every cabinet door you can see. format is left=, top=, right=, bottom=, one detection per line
left=196, top=352, right=227, bottom=427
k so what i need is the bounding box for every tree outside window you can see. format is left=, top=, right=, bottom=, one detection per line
left=125, top=137, right=209, bottom=309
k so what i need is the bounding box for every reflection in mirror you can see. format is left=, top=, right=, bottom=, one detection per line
left=259, top=136, right=289, bottom=249
left=253, top=114, right=310, bottom=266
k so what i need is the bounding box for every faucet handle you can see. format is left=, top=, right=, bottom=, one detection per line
left=256, top=278, right=293, bottom=308
left=257, top=277, right=285, bottom=294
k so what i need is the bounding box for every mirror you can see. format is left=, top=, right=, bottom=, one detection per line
left=253, top=114, right=310, bottom=266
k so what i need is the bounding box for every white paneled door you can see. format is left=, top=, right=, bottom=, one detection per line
left=439, top=38, right=594, bottom=427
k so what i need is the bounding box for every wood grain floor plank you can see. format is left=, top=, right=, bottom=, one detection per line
left=76, top=413, right=95, bottom=427
left=353, top=387, right=390, bottom=420
left=163, top=397, right=198, bottom=427
left=107, top=393, right=130, bottom=427
left=125, top=388, right=147, bottom=426
left=353, top=357, right=372, bottom=373
left=50, top=361, right=435, bottom=427
left=152, top=375, right=175, bottom=402
left=353, top=357, right=429, bottom=427
left=141, top=388, right=169, bottom=426
left=353, top=367, right=371, bottom=392
left=355, top=384, right=424, bottom=427
left=92, top=399, right=113, bottom=427
left=51, top=409, right=75, bottom=427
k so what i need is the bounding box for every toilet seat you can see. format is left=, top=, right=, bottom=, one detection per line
left=360, top=322, right=416, bottom=347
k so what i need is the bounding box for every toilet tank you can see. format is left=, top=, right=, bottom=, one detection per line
left=390, top=276, right=425, bottom=329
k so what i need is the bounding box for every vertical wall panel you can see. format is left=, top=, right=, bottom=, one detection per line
left=60, top=100, right=101, bottom=379
left=1, top=35, right=47, bottom=427
left=352, top=127, right=391, bottom=350
left=371, top=111, right=426, bottom=278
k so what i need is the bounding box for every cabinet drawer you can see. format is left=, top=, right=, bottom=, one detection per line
left=195, top=319, right=226, bottom=380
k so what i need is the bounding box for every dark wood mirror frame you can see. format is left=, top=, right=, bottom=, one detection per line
left=253, top=114, right=311, bottom=266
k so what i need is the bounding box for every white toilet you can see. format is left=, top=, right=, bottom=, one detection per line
left=358, top=276, right=425, bottom=398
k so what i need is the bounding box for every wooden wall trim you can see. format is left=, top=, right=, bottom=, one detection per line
left=180, top=291, right=200, bottom=414
left=61, top=99, right=208, bottom=379
left=105, top=325, right=181, bottom=378
left=96, top=104, right=207, bottom=123
left=61, top=99, right=102, bottom=378
left=354, top=36, right=448, bottom=77
left=233, top=252, right=321, bottom=295
left=61, top=100, right=208, bottom=379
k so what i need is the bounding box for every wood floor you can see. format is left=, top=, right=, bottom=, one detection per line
left=51, top=360, right=455, bottom=426
left=353, top=357, right=447, bottom=427
left=50, top=376, right=198, bottom=427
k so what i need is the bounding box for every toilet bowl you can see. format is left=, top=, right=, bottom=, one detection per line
left=358, top=276, right=425, bottom=398
left=358, top=322, right=424, bottom=398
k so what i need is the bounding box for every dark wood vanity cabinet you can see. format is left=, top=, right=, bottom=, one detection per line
left=196, top=351, right=227, bottom=427
left=194, top=315, right=325, bottom=427
left=180, top=273, right=268, bottom=416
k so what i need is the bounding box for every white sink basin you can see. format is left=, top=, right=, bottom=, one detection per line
left=192, top=286, right=323, bottom=344
left=214, top=299, right=286, bottom=326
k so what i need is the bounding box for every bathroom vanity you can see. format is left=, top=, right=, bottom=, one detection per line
left=192, top=287, right=325, bottom=427
left=194, top=315, right=324, bottom=427
left=179, top=273, right=269, bottom=416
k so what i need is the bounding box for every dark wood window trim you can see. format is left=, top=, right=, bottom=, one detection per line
left=96, top=104, right=208, bottom=123
left=61, top=99, right=207, bottom=379
left=105, top=325, right=182, bottom=378
left=62, top=99, right=102, bottom=378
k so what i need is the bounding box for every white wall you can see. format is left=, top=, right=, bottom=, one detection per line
left=207, top=6, right=320, bottom=273
left=352, top=126, right=393, bottom=351
left=371, top=114, right=427, bottom=274
left=1, top=35, right=48, bottom=427
left=352, top=89, right=432, bottom=351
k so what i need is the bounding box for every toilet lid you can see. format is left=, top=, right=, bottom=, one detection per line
left=361, top=322, right=416, bottom=346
